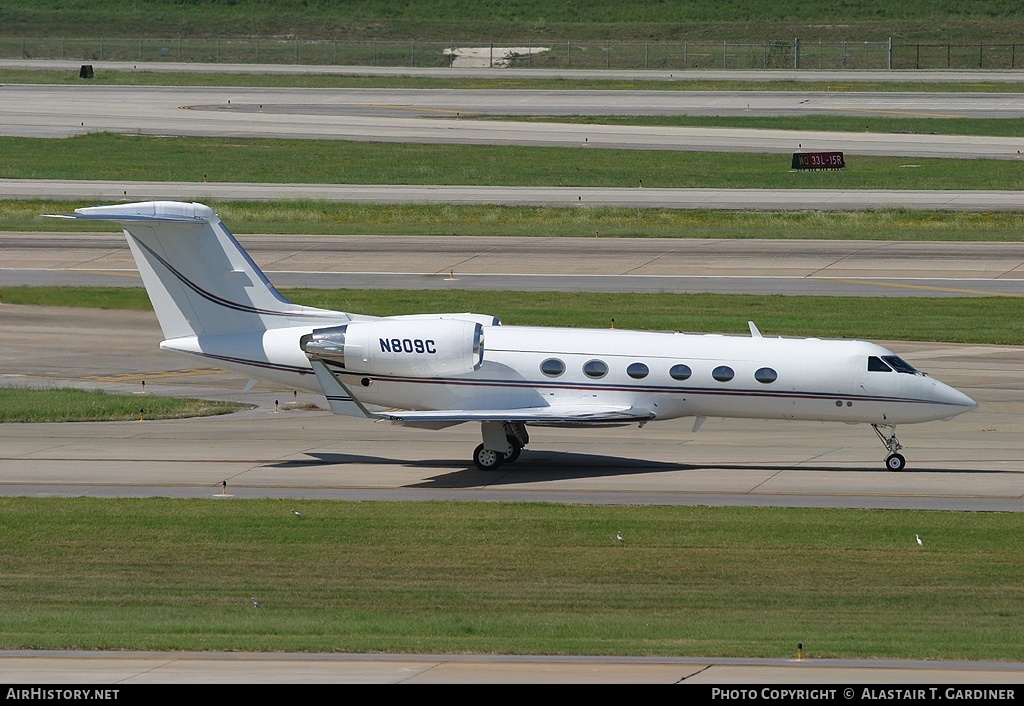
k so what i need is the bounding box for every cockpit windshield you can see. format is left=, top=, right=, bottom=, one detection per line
left=881, top=355, right=920, bottom=374
left=867, top=355, right=922, bottom=375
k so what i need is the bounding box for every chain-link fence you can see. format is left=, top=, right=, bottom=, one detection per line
left=2, top=36, right=1022, bottom=71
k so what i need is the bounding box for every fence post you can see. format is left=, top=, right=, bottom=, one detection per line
left=723, top=41, right=727, bottom=69
left=793, top=37, right=799, bottom=69
left=256, top=35, right=259, bottom=63
left=645, top=41, right=648, bottom=69
left=373, top=37, right=376, bottom=66
left=567, top=41, right=570, bottom=67
left=887, top=36, right=892, bottom=69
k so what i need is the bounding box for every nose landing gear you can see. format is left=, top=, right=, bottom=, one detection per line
left=873, top=424, right=906, bottom=471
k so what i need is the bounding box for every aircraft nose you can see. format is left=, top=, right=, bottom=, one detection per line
left=933, top=380, right=978, bottom=418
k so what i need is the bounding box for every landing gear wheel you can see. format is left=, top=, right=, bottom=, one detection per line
left=885, top=453, right=906, bottom=471
left=503, top=435, right=522, bottom=464
left=473, top=443, right=504, bottom=471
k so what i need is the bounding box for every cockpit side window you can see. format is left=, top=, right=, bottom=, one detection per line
left=881, top=355, right=920, bottom=374
left=867, top=356, right=892, bottom=372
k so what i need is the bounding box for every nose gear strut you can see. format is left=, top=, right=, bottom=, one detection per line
left=872, top=424, right=906, bottom=471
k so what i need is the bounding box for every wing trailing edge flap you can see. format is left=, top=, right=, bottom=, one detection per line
left=307, top=359, right=654, bottom=426
left=377, top=406, right=656, bottom=425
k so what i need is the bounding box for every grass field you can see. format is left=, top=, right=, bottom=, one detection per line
left=1, top=498, right=1021, bottom=658
left=3, top=287, right=1020, bottom=345
left=3, top=1, right=1023, bottom=42
left=0, top=387, right=241, bottom=423
left=8, top=199, right=1024, bottom=241
left=3, top=134, right=1024, bottom=191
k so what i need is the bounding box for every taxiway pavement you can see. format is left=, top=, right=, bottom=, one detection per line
left=3, top=232, right=1023, bottom=297
left=3, top=83, right=1024, bottom=158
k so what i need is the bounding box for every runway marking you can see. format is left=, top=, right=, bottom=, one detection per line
left=66, top=269, right=141, bottom=279
left=821, top=277, right=1024, bottom=297
left=823, top=107, right=969, bottom=119
left=83, top=369, right=224, bottom=382
left=360, top=103, right=472, bottom=117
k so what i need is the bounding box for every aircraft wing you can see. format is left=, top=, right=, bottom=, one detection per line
left=307, top=359, right=653, bottom=427
left=376, top=405, right=656, bottom=426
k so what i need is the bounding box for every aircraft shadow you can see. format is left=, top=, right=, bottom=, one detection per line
left=269, top=451, right=995, bottom=489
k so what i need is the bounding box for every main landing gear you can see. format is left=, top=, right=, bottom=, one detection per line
left=872, top=424, right=906, bottom=471
left=472, top=422, right=529, bottom=471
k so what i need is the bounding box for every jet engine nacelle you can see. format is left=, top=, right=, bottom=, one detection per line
left=302, top=319, right=485, bottom=377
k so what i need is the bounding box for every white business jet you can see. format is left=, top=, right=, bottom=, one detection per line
left=51, top=201, right=978, bottom=472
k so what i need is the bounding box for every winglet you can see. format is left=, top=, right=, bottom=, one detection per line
left=748, top=321, right=762, bottom=337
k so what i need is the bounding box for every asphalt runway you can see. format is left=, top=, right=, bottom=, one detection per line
left=4, top=232, right=1024, bottom=297
left=3, top=83, right=1024, bottom=157
left=5, top=179, right=1024, bottom=211
left=2, top=650, right=1023, bottom=684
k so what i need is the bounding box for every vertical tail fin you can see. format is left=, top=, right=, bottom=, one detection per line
left=52, top=201, right=346, bottom=339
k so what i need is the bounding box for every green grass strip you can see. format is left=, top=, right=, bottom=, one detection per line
left=9, top=199, right=1024, bottom=241
left=3, top=133, right=1023, bottom=190
left=3, top=287, right=1020, bottom=345
left=0, top=387, right=242, bottom=422
left=0, top=498, right=1021, bottom=658
left=487, top=113, right=1024, bottom=138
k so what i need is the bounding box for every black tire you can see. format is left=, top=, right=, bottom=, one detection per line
left=885, top=453, right=906, bottom=471
left=473, top=443, right=504, bottom=471
left=503, top=435, right=522, bottom=464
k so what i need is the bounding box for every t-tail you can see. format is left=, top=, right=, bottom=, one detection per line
left=52, top=201, right=349, bottom=338
left=49, top=201, right=353, bottom=389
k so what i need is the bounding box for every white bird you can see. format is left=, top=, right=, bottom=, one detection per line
left=616, top=531, right=626, bottom=543
left=916, top=534, right=924, bottom=547
left=291, top=509, right=303, bottom=518
left=251, top=598, right=261, bottom=608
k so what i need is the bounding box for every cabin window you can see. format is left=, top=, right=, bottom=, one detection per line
left=626, top=362, right=649, bottom=379
left=754, top=367, right=778, bottom=384
left=540, top=358, right=565, bottom=377
left=583, top=359, right=609, bottom=379
left=712, top=366, right=735, bottom=382
left=867, top=356, right=892, bottom=372
left=669, top=364, right=692, bottom=381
